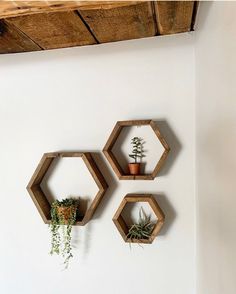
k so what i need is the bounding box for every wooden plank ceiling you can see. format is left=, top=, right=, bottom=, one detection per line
left=0, top=1, right=198, bottom=54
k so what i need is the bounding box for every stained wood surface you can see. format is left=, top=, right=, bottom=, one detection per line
left=113, top=194, right=165, bottom=244
left=155, top=1, right=195, bottom=34
left=0, top=1, right=140, bottom=19
left=118, top=119, right=151, bottom=126
left=0, top=1, right=198, bottom=54
left=0, top=20, right=41, bottom=53
left=79, top=2, right=156, bottom=43
left=27, top=153, right=57, bottom=187
left=82, top=153, right=108, bottom=190
left=5, top=11, right=97, bottom=49
left=103, top=119, right=170, bottom=180
left=29, top=185, right=51, bottom=223
left=27, top=152, right=108, bottom=225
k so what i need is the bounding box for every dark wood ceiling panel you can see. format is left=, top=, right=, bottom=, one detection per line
left=0, top=20, right=41, bottom=54
left=0, top=1, right=140, bottom=19
left=155, top=1, right=195, bottom=35
left=0, top=1, right=199, bottom=54
left=5, top=11, right=97, bottom=50
left=78, top=2, right=156, bottom=43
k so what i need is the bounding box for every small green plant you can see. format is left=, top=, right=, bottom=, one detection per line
left=50, top=198, right=79, bottom=269
left=126, top=207, right=154, bottom=243
left=129, top=137, right=144, bottom=163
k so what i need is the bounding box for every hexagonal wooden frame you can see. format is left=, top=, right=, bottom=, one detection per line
left=103, top=120, right=170, bottom=180
left=113, top=194, right=165, bottom=244
left=27, top=152, right=108, bottom=226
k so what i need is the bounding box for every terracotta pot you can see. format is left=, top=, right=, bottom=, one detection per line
left=57, top=206, right=77, bottom=223
left=128, top=163, right=140, bottom=175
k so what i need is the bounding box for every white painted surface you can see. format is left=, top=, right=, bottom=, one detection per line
left=40, top=157, right=98, bottom=205
left=112, top=125, right=165, bottom=174
left=195, top=2, right=236, bottom=294
left=122, top=202, right=158, bottom=226
left=0, top=35, right=195, bottom=293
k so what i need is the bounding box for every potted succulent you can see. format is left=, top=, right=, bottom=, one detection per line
left=49, top=197, right=79, bottom=268
left=126, top=207, right=154, bottom=243
left=128, top=137, right=144, bottom=175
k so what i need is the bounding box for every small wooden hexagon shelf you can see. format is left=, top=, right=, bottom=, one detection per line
left=103, top=120, right=170, bottom=180
left=27, top=152, right=108, bottom=226
left=113, top=194, right=165, bottom=244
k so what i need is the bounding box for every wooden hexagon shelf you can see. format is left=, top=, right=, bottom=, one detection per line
left=27, top=152, right=108, bottom=226
left=103, top=120, right=170, bottom=180
left=113, top=194, right=165, bottom=244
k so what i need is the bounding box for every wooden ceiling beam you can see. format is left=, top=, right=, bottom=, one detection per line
left=154, top=1, right=195, bottom=35
left=0, top=1, right=141, bottom=19
left=79, top=1, right=156, bottom=43
left=0, top=19, right=41, bottom=53
left=5, top=10, right=97, bottom=49
left=0, top=1, right=199, bottom=54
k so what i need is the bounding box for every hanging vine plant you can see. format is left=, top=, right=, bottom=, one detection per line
left=50, top=198, right=79, bottom=269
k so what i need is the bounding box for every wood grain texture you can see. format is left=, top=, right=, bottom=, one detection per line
left=113, top=194, right=165, bottom=244
left=5, top=10, right=97, bottom=49
left=0, top=1, right=140, bottom=19
left=82, top=153, right=108, bottom=190
left=79, top=2, right=156, bottom=43
left=155, top=1, right=195, bottom=35
left=0, top=1, right=198, bottom=54
left=149, top=120, right=170, bottom=178
left=103, top=119, right=170, bottom=180
left=27, top=153, right=57, bottom=187
left=119, top=174, right=153, bottom=180
left=103, top=122, right=122, bottom=150
left=118, top=119, right=151, bottom=126
left=29, top=185, right=51, bottom=223
left=0, top=20, right=41, bottom=53
left=27, top=152, right=108, bottom=226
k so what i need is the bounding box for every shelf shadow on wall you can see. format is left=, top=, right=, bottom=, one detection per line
left=111, top=127, right=133, bottom=174
left=40, top=150, right=117, bottom=221
left=154, top=119, right=182, bottom=177
left=72, top=222, right=92, bottom=259
left=107, top=119, right=181, bottom=177
left=40, top=150, right=117, bottom=257
left=110, top=127, right=149, bottom=175
left=40, top=156, right=90, bottom=218
left=152, top=193, right=176, bottom=236
left=80, top=152, right=118, bottom=258
left=40, top=157, right=59, bottom=204
left=129, top=192, right=176, bottom=237
left=92, top=152, right=118, bottom=220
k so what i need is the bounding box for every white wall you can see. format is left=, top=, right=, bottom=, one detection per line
left=0, top=35, right=195, bottom=294
left=195, top=2, right=236, bottom=294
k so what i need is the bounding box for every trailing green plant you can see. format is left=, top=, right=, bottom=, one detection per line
left=126, top=207, right=154, bottom=243
left=50, top=198, right=79, bottom=269
left=129, top=137, right=145, bottom=163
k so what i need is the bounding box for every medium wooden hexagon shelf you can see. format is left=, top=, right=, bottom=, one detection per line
left=27, top=152, right=108, bottom=226
left=113, top=194, right=165, bottom=244
left=103, top=120, right=170, bottom=180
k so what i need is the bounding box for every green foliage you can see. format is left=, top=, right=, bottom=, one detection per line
left=126, top=207, right=154, bottom=243
left=50, top=198, right=79, bottom=269
left=129, top=137, right=145, bottom=163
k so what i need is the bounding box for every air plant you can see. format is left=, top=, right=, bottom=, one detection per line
left=126, top=207, right=154, bottom=243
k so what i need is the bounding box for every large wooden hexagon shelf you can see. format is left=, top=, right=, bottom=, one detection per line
left=103, top=120, right=170, bottom=180
left=113, top=194, right=165, bottom=244
left=27, top=152, right=108, bottom=226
